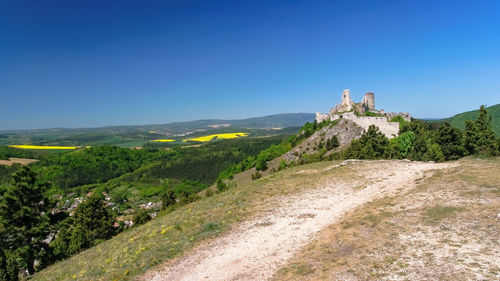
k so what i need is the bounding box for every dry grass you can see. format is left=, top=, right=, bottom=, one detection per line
left=0, top=157, right=38, bottom=166
left=33, top=160, right=350, bottom=281
left=272, top=157, right=500, bottom=280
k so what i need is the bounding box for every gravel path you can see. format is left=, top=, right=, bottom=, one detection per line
left=142, top=161, right=455, bottom=281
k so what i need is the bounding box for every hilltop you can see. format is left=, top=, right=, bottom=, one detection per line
left=443, top=104, right=500, bottom=135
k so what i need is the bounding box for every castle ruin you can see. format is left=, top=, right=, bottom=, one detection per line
left=316, top=89, right=411, bottom=139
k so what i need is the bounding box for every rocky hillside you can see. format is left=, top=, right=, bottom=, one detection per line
left=283, top=119, right=364, bottom=162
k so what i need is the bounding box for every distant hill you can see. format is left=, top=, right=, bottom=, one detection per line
left=0, top=113, right=315, bottom=147
left=443, top=104, right=500, bottom=135
left=0, top=113, right=314, bottom=134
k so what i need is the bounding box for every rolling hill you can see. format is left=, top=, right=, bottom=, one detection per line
left=444, top=104, right=500, bottom=135
left=0, top=113, right=315, bottom=147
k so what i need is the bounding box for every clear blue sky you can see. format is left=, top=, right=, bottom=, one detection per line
left=1, top=0, right=499, bottom=130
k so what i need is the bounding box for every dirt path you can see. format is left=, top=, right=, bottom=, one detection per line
left=142, top=161, right=455, bottom=281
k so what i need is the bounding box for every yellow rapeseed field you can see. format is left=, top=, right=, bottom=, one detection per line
left=8, top=145, right=78, bottom=150
left=186, top=132, right=249, bottom=142
left=151, top=139, right=176, bottom=142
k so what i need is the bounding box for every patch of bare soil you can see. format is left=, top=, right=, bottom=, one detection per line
left=273, top=158, right=500, bottom=281
left=141, top=160, right=454, bottom=281
left=0, top=157, right=38, bottom=166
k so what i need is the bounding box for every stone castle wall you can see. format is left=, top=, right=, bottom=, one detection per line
left=337, top=112, right=399, bottom=138
left=315, top=89, right=408, bottom=139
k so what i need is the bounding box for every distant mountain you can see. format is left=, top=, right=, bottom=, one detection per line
left=0, top=113, right=315, bottom=134
left=444, top=104, right=500, bottom=135
left=0, top=113, right=315, bottom=147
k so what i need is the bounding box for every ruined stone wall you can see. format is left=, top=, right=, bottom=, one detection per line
left=340, top=112, right=400, bottom=139
left=315, top=112, right=330, bottom=123
left=385, top=112, right=411, bottom=122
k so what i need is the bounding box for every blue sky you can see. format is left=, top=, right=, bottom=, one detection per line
left=1, top=0, right=499, bottom=130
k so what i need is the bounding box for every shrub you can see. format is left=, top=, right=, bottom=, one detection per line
left=161, top=190, right=176, bottom=210
left=179, top=193, right=200, bottom=205
left=326, top=136, right=339, bottom=150
left=251, top=171, right=261, bottom=180
left=279, top=160, right=288, bottom=171
left=205, top=188, right=214, bottom=198
left=426, top=143, right=444, bottom=162
left=216, top=178, right=227, bottom=192
left=392, top=131, right=415, bottom=158
left=344, top=126, right=389, bottom=159
left=133, top=209, right=151, bottom=226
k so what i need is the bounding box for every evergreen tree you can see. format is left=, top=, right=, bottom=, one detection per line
left=344, top=125, right=389, bottom=159
left=216, top=178, right=227, bottom=192
left=132, top=209, right=151, bottom=226
left=464, top=120, right=480, bottom=154
left=0, top=166, right=52, bottom=275
left=0, top=250, right=18, bottom=281
left=465, top=105, right=498, bottom=155
left=326, top=136, right=340, bottom=150
left=65, top=194, right=115, bottom=255
left=436, top=121, right=465, bottom=160
left=475, top=105, right=498, bottom=154
left=161, top=190, right=176, bottom=210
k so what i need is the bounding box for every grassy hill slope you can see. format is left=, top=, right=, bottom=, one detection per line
left=32, top=158, right=500, bottom=280
left=32, top=160, right=349, bottom=280
left=444, top=104, right=500, bottom=135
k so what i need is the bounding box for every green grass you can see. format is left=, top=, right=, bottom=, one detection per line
left=423, top=205, right=464, bottom=223
left=33, top=160, right=347, bottom=281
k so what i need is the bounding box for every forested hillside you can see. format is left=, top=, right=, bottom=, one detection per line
left=444, top=103, right=500, bottom=135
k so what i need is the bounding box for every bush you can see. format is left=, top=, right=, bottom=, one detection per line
left=426, top=143, right=444, bottom=162
left=279, top=160, right=287, bottom=171
left=392, top=131, right=415, bottom=158
left=344, top=125, right=389, bottom=159
left=133, top=209, right=151, bottom=226
left=216, top=178, right=227, bottom=192
left=161, top=190, right=176, bottom=210
left=251, top=171, right=261, bottom=180
left=326, top=136, right=339, bottom=150
left=179, top=193, right=200, bottom=205
left=205, top=188, right=214, bottom=198
left=255, top=156, right=268, bottom=171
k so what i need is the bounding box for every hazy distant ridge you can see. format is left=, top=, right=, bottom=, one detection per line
left=0, top=113, right=315, bottom=134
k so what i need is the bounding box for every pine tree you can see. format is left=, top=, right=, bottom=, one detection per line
left=0, top=166, right=52, bottom=275
left=464, top=120, right=480, bottom=154
left=465, top=105, right=498, bottom=155
left=344, top=125, right=389, bottom=159
left=65, top=194, right=115, bottom=255
left=161, top=190, right=176, bottom=210
left=437, top=121, right=465, bottom=160
left=475, top=105, right=498, bottom=154
left=0, top=250, right=18, bottom=281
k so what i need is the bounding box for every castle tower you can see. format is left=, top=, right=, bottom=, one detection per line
left=362, top=92, right=375, bottom=110
left=339, top=89, right=353, bottom=112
